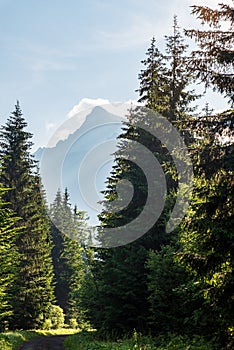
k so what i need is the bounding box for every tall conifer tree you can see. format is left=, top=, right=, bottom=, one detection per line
left=164, top=16, right=199, bottom=123
left=0, top=102, right=54, bottom=329
left=0, top=187, right=19, bottom=330
left=90, top=19, right=200, bottom=336
left=50, top=188, right=88, bottom=325
left=179, top=110, right=234, bottom=346
left=137, top=37, right=168, bottom=112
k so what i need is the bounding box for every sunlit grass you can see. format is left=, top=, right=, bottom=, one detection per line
left=0, top=328, right=78, bottom=350
left=0, top=329, right=215, bottom=350
left=64, top=331, right=214, bottom=350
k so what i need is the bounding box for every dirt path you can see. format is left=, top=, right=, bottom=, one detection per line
left=18, top=335, right=68, bottom=350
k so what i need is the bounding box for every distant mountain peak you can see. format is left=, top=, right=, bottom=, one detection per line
left=45, top=99, right=133, bottom=149
left=35, top=103, right=130, bottom=225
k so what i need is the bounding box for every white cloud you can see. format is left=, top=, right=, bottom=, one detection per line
left=67, top=97, right=139, bottom=121
left=67, top=98, right=110, bottom=118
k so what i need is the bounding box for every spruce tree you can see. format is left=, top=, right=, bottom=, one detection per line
left=0, top=102, right=54, bottom=329
left=147, top=245, right=200, bottom=336
left=0, top=187, right=20, bottom=331
left=176, top=4, right=234, bottom=343
left=179, top=108, right=234, bottom=347
left=137, top=21, right=199, bottom=123
left=142, top=18, right=203, bottom=337
left=90, top=19, right=200, bottom=336
left=137, top=37, right=169, bottom=112
left=50, top=188, right=88, bottom=325
left=164, top=16, right=199, bottom=124
left=185, top=2, right=234, bottom=104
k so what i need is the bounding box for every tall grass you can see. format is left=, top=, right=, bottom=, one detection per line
left=64, top=330, right=215, bottom=350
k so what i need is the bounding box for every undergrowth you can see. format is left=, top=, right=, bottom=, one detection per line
left=64, top=330, right=215, bottom=350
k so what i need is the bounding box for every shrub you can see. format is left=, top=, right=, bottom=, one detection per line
left=69, top=318, right=78, bottom=329
left=43, top=305, right=65, bottom=330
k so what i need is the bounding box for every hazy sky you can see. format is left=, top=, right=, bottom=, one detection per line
left=0, top=0, right=231, bottom=150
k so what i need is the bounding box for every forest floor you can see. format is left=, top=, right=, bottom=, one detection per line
left=18, top=335, right=68, bottom=350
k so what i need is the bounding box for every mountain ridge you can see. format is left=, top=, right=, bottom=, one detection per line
left=35, top=105, right=126, bottom=225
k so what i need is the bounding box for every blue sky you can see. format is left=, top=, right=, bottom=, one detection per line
left=0, top=0, right=231, bottom=150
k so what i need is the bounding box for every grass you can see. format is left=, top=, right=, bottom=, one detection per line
left=0, top=329, right=216, bottom=350
left=64, top=330, right=215, bottom=350
left=0, top=328, right=77, bottom=350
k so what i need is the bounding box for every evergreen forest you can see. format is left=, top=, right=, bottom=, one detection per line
left=0, top=2, right=233, bottom=349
